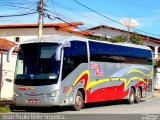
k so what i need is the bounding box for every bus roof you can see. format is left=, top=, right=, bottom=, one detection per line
left=21, top=36, right=87, bottom=45
left=20, top=35, right=151, bottom=51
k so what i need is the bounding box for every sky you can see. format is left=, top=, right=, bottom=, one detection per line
left=0, top=0, right=160, bottom=38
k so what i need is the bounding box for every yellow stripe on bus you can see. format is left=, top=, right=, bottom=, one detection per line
left=126, top=69, right=152, bottom=77
left=66, top=69, right=151, bottom=96
left=66, top=70, right=90, bottom=96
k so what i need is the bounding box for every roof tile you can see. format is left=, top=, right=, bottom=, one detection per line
left=0, top=38, right=16, bottom=51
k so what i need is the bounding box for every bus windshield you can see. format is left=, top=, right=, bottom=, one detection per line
left=15, top=43, right=61, bottom=86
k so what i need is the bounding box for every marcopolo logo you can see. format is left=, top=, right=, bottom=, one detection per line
left=90, top=64, right=104, bottom=77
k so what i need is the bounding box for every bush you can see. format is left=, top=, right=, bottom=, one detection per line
left=0, top=105, right=11, bottom=113
left=87, top=32, right=143, bottom=45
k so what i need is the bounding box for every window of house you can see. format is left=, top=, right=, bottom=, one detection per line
left=15, top=37, right=20, bottom=42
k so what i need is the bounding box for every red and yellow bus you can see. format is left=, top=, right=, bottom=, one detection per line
left=8, top=36, right=153, bottom=111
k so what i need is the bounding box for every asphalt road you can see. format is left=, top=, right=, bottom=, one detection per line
left=8, top=96, right=160, bottom=114
left=2, top=96, right=160, bottom=120
left=66, top=97, right=160, bottom=114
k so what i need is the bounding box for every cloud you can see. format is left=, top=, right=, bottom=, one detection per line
left=135, top=15, right=160, bottom=28
left=153, top=9, right=160, bottom=13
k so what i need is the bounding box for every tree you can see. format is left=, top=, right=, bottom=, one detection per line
left=87, top=32, right=143, bottom=45
left=108, top=35, right=126, bottom=43
left=109, top=32, right=143, bottom=45
left=129, top=32, right=143, bottom=45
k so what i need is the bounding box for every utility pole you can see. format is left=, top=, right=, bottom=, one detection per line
left=37, top=0, right=45, bottom=38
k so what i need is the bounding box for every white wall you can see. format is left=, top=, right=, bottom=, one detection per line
left=0, top=27, right=83, bottom=43
left=0, top=52, right=17, bottom=100
left=94, top=27, right=127, bottom=38
left=93, top=27, right=160, bottom=50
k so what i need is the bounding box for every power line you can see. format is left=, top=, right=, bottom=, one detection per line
left=0, top=1, right=37, bottom=10
left=49, top=0, right=131, bottom=33
left=134, top=28, right=160, bottom=37
left=0, top=1, right=35, bottom=5
left=47, top=0, right=93, bottom=31
left=50, top=0, right=58, bottom=14
left=48, top=0, right=95, bottom=29
left=0, top=0, right=37, bottom=21
left=53, top=0, right=147, bottom=18
left=72, top=0, right=160, bottom=37
left=0, top=7, right=37, bottom=23
left=114, top=0, right=160, bottom=11
left=0, top=4, right=36, bottom=10
left=72, top=0, right=125, bottom=26
left=49, top=1, right=103, bottom=27
left=49, top=0, right=151, bottom=33
left=44, top=9, right=92, bottom=35
left=0, top=12, right=37, bottom=18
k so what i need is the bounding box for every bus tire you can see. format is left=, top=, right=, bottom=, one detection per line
left=127, top=88, right=135, bottom=104
left=73, top=90, right=84, bottom=111
left=135, top=87, right=142, bottom=103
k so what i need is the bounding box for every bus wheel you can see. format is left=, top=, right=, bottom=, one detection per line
left=135, top=88, right=142, bottom=103
left=127, top=88, right=135, bottom=104
left=73, top=91, right=84, bottom=111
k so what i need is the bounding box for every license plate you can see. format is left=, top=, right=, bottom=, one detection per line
left=28, top=99, right=37, bottom=103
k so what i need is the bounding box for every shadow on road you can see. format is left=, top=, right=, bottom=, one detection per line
left=83, top=99, right=145, bottom=109
left=10, top=99, right=146, bottom=113
left=10, top=105, right=70, bottom=113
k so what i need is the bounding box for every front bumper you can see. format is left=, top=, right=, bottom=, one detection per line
left=13, top=95, right=61, bottom=107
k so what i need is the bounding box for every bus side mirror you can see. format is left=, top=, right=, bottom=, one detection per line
left=7, top=46, right=18, bottom=62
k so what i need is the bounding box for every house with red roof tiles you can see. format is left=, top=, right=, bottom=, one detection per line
left=88, top=25, right=160, bottom=59
left=0, top=38, right=17, bottom=100
left=0, top=22, right=92, bottom=44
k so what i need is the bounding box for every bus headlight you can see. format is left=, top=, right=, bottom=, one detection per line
left=47, top=90, right=59, bottom=97
left=13, top=91, right=22, bottom=97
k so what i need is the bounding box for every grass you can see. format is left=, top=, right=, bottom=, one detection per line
left=0, top=105, right=11, bottom=113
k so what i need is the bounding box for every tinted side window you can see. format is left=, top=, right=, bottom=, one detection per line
left=62, top=41, right=88, bottom=80
left=89, top=41, right=152, bottom=65
left=89, top=41, right=126, bottom=63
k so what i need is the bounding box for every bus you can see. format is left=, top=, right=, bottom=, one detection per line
left=8, top=36, right=153, bottom=111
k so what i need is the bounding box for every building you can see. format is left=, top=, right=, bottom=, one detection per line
left=88, top=25, right=160, bottom=59
left=0, top=22, right=91, bottom=44
left=0, top=38, right=17, bottom=100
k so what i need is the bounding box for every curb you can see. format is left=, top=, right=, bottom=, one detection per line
left=151, top=90, right=160, bottom=98
left=0, top=99, right=13, bottom=106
